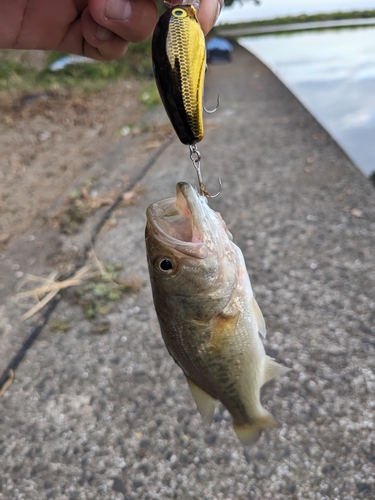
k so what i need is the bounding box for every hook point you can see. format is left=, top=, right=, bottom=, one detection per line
left=206, top=177, right=222, bottom=198
left=203, top=94, right=220, bottom=114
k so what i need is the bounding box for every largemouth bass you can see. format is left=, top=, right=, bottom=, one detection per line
left=152, top=5, right=206, bottom=145
left=145, top=182, right=289, bottom=446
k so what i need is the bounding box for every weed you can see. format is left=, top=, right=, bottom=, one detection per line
left=50, top=318, right=70, bottom=333
left=73, top=263, right=142, bottom=320
left=58, top=205, right=87, bottom=234
left=91, top=322, right=111, bottom=334
left=53, top=178, right=114, bottom=235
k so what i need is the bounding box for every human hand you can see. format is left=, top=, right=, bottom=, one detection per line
left=0, top=0, right=158, bottom=61
left=0, top=0, right=223, bottom=61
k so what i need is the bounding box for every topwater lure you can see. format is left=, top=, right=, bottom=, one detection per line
left=152, top=5, right=206, bottom=146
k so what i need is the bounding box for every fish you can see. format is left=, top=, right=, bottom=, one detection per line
left=145, top=182, right=289, bottom=445
left=152, top=5, right=206, bottom=145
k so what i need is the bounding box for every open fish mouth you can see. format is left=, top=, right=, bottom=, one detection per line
left=146, top=183, right=210, bottom=258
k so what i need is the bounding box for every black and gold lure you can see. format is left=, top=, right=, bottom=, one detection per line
left=152, top=5, right=221, bottom=197
left=152, top=5, right=206, bottom=146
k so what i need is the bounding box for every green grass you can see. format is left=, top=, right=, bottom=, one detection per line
left=0, top=38, right=153, bottom=93
left=217, top=9, right=375, bottom=30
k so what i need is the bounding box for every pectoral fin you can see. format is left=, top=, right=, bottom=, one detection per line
left=263, top=356, right=290, bottom=386
left=186, top=377, right=216, bottom=425
left=233, top=410, right=280, bottom=446
left=252, top=296, right=266, bottom=338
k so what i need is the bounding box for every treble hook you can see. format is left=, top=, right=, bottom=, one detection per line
left=207, top=177, right=222, bottom=199
left=189, top=145, right=222, bottom=198
left=203, top=94, right=220, bottom=114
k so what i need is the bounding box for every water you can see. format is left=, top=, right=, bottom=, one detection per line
left=239, top=26, right=375, bottom=177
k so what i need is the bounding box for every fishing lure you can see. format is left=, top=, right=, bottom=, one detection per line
left=152, top=5, right=206, bottom=146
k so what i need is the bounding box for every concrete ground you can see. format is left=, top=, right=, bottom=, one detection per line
left=0, top=44, right=375, bottom=500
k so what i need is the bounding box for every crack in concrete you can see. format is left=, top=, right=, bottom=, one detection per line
left=0, top=135, right=174, bottom=393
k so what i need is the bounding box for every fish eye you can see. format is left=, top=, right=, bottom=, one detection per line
left=155, top=257, right=176, bottom=274
left=172, top=8, right=187, bottom=18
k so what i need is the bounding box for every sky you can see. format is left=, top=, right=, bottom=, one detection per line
left=218, top=0, right=375, bottom=24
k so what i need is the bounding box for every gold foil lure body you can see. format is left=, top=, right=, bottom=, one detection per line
left=152, top=5, right=206, bottom=145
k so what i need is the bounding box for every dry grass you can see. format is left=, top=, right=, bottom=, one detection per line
left=17, top=265, right=97, bottom=321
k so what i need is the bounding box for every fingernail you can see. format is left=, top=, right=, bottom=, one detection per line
left=96, top=25, right=113, bottom=41
left=105, top=0, right=132, bottom=21
left=214, top=0, right=224, bottom=25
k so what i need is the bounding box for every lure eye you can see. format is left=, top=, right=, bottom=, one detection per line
left=155, top=257, right=176, bottom=274
left=172, top=8, right=187, bottom=18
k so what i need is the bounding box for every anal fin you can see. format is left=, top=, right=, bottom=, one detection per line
left=263, top=356, right=290, bottom=386
left=186, top=377, right=216, bottom=425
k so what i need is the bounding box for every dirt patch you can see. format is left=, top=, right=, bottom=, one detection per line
left=0, top=79, right=152, bottom=248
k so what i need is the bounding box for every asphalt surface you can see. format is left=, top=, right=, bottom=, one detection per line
left=1, top=44, right=375, bottom=500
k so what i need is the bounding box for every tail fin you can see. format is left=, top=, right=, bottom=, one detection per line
left=233, top=410, right=280, bottom=446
